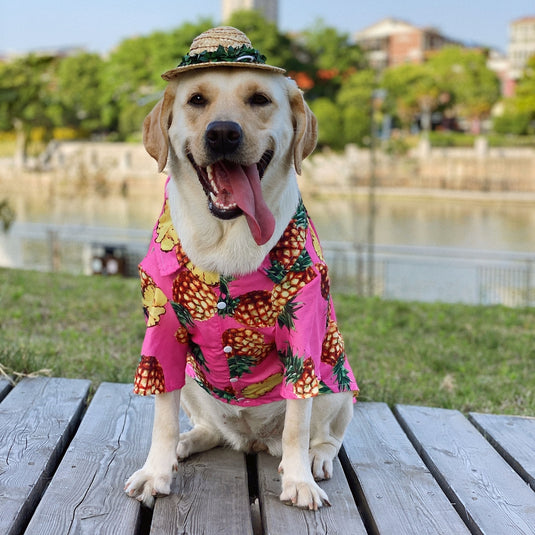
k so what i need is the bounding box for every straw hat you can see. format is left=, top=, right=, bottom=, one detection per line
left=161, top=26, right=286, bottom=81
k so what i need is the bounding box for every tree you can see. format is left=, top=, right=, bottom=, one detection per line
left=336, top=69, right=376, bottom=146
left=0, top=54, right=57, bottom=166
left=300, top=19, right=367, bottom=100
left=50, top=52, right=105, bottom=133
left=381, top=63, right=439, bottom=130
left=494, top=54, right=535, bottom=135
left=310, top=98, right=344, bottom=149
left=226, top=10, right=302, bottom=71
left=427, top=47, right=500, bottom=133
left=99, top=19, right=213, bottom=138
left=510, top=54, right=535, bottom=133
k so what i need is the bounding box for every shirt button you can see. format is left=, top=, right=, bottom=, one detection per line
left=217, top=301, right=227, bottom=310
left=223, top=345, right=232, bottom=353
left=229, top=377, right=238, bottom=383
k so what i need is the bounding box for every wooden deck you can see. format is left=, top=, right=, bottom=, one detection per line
left=0, top=377, right=534, bottom=535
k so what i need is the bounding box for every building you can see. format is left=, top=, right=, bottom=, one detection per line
left=222, top=0, right=278, bottom=24
left=507, top=16, right=535, bottom=80
left=354, top=18, right=457, bottom=70
left=487, top=49, right=514, bottom=97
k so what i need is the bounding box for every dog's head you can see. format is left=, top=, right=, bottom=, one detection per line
left=143, top=68, right=316, bottom=246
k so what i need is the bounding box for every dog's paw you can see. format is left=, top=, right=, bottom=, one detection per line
left=279, top=477, right=330, bottom=510
left=176, top=427, right=221, bottom=460
left=124, top=464, right=177, bottom=508
left=176, top=438, right=193, bottom=460
left=310, top=444, right=336, bottom=481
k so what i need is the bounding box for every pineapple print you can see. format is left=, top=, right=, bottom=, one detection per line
left=155, top=201, right=179, bottom=252
left=233, top=290, right=276, bottom=328
left=280, top=347, right=320, bottom=398
left=322, top=319, right=352, bottom=391
left=140, top=268, right=167, bottom=327
left=217, top=276, right=239, bottom=317
left=187, top=352, right=237, bottom=403
left=134, top=356, right=165, bottom=395
left=267, top=200, right=309, bottom=282
left=171, top=270, right=218, bottom=325
left=187, top=344, right=210, bottom=384
left=321, top=319, right=344, bottom=366
left=271, top=266, right=316, bottom=330
left=242, top=372, right=284, bottom=399
left=295, top=357, right=320, bottom=397
left=175, top=240, right=191, bottom=266
left=222, top=328, right=274, bottom=377
left=316, top=263, right=331, bottom=300
left=175, top=325, right=190, bottom=345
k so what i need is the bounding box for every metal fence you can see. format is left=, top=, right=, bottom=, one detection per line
left=2, top=224, right=534, bottom=307
left=323, top=242, right=535, bottom=307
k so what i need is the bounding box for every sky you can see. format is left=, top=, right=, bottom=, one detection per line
left=1, top=0, right=534, bottom=56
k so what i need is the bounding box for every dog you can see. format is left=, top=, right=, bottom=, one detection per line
left=124, top=26, right=358, bottom=511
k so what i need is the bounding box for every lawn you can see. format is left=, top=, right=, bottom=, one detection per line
left=1, top=268, right=533, bottom=415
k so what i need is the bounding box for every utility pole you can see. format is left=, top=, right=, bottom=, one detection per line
left=367, top=88, right=386, bottom=296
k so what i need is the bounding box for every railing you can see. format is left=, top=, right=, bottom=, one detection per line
left=0, top=222, right=150, bottom=276
left=322, top=242, right=535, bottom=307
left=2, top=224, right=534, bottom=307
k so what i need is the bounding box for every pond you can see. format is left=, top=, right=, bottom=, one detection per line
left=1, top=185, right=534, bottom=305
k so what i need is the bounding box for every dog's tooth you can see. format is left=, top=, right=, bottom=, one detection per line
left=206, top=166, right=219, bottom=194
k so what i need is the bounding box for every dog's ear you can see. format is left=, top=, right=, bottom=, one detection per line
left=288, top=81, right=318, bottom=175
left=143, top=86, right=175, bottom=173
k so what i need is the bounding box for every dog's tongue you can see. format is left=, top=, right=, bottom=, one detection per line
left=215, top=161, right=275, bottom=245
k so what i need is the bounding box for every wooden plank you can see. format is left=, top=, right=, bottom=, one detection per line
left=341, top=402, right=470, bottom=535
left=25, top=382, right=154, bottom=535
left=0, top=377, right=90, bottom=535
left=395, top=405, right=535, bottom=535
left=0, top=377, right=13, bottom=401
left=469, top=412, right=535, bottom=489
left=151, top=446, right=253, bottom=535
left=257, top=451, right=365, bottom=535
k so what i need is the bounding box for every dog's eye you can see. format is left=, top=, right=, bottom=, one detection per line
left=188, top=93, right=207, bottom=107
left=249, top=93, right=271, bottom=106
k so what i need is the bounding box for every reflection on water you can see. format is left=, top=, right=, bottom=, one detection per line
left=8, top=187, right=164, bottom=230
left=1, top=186, right=534, bottom=275
left=301, top=192, right=535, bottom=252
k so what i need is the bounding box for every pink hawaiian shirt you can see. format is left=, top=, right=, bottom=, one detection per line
left=134, top=180, right=358, bottom=406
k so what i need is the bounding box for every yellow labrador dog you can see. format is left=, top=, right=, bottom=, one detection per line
left=125, top=27, right=358, bottom=511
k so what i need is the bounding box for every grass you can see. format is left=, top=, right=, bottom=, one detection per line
left=335, top=296, right=534, bottom=415
left=0, top=268, right=144, bottom=388
left=1, top=268, right=533, bottom=415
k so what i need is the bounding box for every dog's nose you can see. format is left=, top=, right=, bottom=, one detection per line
left=205, top=121, right=243, bottom=154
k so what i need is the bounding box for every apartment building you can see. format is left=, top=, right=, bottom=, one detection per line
left=354, top=18, right=457, bottom=70
left=508, top=16, right=535, bottom=79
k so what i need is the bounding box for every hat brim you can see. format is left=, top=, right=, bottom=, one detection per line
left=162, top=61, right=286, bottom=81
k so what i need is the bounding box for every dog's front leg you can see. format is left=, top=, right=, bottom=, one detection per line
left=278, top=398, right=329, bottom=510
left=125, top=390, right=181, bottom=508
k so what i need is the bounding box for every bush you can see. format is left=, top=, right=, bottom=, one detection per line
left=428, top=131, right=476, bottom=147
left=493, top=112, right=532, bottom=136
left=310, top=98, right=344, bottom=150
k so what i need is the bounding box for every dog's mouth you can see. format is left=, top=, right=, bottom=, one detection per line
left=187, top=151, right=276, bottom=245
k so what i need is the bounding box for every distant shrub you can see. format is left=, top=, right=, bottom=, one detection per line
left=428, top=131, right=475, bottom=147
left=492, top=113, right=531, bottom=136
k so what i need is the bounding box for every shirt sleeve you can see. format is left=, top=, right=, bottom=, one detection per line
left=136, top=256, right=189, bottom=394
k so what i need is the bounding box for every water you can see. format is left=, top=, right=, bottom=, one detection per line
left=301, top=193, right=535, bottom=252
left=1, top=187, right=534, bottom=304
